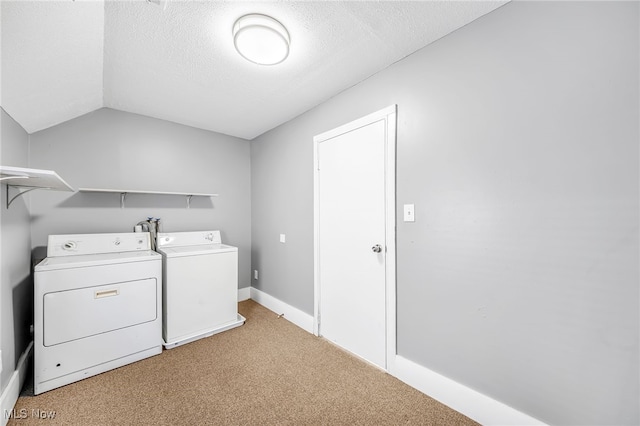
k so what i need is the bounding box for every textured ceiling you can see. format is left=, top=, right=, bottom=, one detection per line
left=2, top=0, right=507, bottom=140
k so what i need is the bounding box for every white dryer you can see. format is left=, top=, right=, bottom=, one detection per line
left=157, top=230, right=245, bottom=349
left=34, top=232, right=162, bottom=395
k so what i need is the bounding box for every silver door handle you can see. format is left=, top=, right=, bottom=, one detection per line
left=372, top=244, right=382, bottom=253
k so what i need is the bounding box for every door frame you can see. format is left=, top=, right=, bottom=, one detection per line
left=313, top=104, right=397, bottom=371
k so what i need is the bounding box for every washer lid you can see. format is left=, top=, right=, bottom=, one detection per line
left=157, top=243, right=237, bottom=258
left=35, top=250, right=161, bottom=272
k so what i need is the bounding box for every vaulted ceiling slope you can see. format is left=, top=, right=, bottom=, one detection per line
left=1, top=0, right=506, bottom=140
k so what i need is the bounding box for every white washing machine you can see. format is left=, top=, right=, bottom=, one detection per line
left=34, top=232, right=162, bottom=395
left=156, top=230, right=245, bottom=349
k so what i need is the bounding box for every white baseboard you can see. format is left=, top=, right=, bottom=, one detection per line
left=249, top=287, right=314, bottom=334
left=1, top=341, right=33, bottom=426
left=238, top=286, right=251, bottom=302
left=391, top=355, right=546, bottom=426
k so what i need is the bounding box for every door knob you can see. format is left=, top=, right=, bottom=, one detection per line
left=372, top=244, right=382, bottom=253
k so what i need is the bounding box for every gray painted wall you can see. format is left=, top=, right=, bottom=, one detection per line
left=0, top=108, right=32, bottom=392
left=29, top=108, right=252, bottom=288
left=250, top=2, right=639, bottom=425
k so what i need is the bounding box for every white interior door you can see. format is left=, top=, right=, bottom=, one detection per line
left=314, top=106, right=396, bottom=369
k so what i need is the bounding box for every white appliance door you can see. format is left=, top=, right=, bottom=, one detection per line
left=44, top=278, right=157, bottom=346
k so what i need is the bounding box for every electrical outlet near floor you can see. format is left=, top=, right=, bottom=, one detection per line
left=254, top=270, right=258, bottom=280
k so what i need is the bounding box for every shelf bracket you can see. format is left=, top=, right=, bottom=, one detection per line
left=120, top=192, right=128, bottom=209
left=6, top=185, right=44, bottom=209
left=186, top=195, right=193, bottom=209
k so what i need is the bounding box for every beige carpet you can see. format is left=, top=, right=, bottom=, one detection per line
left=9, top=300, right=477, bottom=425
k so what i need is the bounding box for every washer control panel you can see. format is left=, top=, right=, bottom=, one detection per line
left=157, top=230, right=222, bottom=248
left=47, top=233, right=151, bottom=257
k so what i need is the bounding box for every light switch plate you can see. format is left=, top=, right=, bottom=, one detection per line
left=279, top=234, right=286, bottom=243
left=403, top=204, right=415, bottom=222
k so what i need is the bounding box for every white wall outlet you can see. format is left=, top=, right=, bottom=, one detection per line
left=254, top=270, right=258, bottom=280
left=404, top=204, right=415, bottom=222
left=279, top=234, right=286, bottom=243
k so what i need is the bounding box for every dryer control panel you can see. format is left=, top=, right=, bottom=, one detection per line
left=47, top=233, right=152, bottom=257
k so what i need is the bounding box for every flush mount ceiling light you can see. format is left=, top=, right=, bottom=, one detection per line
left=233, top=14, right=290, bottom=65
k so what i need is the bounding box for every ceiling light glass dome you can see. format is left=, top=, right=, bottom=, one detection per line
left=233, top=14, right=290, bottom=65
